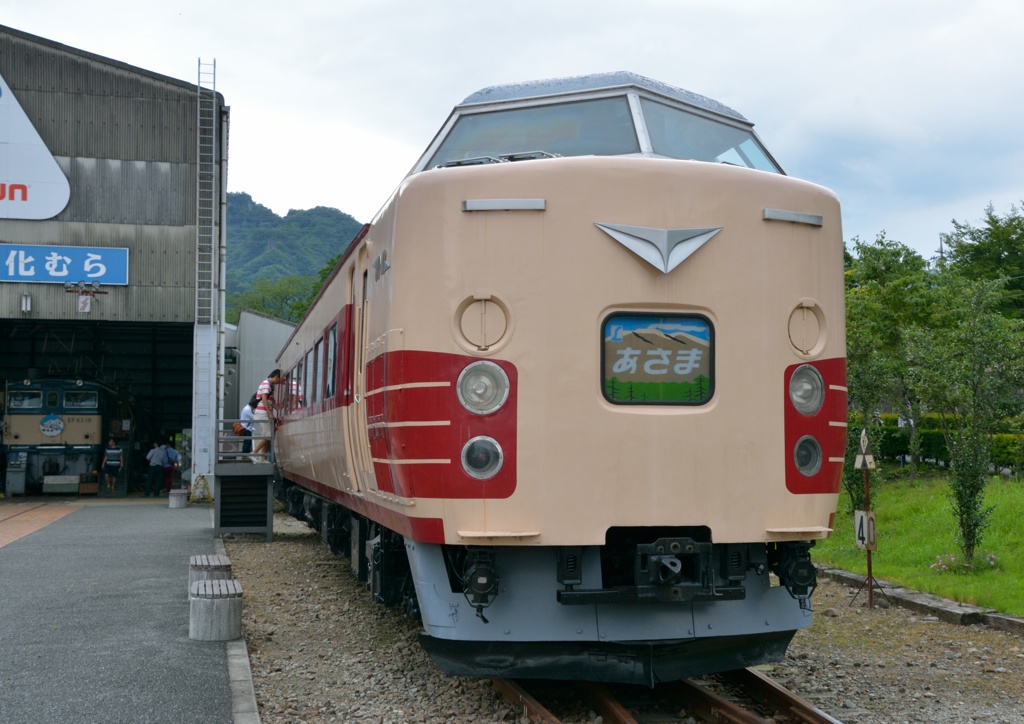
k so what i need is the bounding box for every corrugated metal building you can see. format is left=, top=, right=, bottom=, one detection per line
left=0, top=24, right=227, bottom=450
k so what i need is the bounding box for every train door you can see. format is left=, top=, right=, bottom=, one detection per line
left=344, top=253, right=376, bottom=492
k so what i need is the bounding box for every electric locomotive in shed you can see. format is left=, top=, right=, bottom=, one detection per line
left=2, top=379, right=113, bottom=495
left=272, top=72, right=847, bottom=686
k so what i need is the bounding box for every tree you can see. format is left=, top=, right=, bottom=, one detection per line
left=943, top=203, right=1024, bottom=318
left=842, top=234, right=929, bottom=508
left=227, top=275, right=320, bottom=324
left=905, top=272, right=1024, bottom=560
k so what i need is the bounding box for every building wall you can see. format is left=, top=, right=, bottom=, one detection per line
left=0, top=24, right=225, bottom=324
left=237, top=310, right=296, bottom=413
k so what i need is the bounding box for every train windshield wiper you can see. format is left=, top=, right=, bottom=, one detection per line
left=499, top=150, right=560, bottom=162
left=438, top=150, right=560, bottom=169
left=438, top=156, right=504, bottom=168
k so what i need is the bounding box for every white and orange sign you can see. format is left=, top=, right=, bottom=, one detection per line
left=0, top=69, right=71, bottom=220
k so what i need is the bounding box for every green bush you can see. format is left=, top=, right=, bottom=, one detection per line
left=920, top=430, right=951, bottom=464
left=872, top=426, right=949, bottom=464
left=850, top=422, right=1021, bottom=472
left=991, top=434, right=1024, bottom=470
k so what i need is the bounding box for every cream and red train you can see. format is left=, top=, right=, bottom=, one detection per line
left=272, top=72, right=846, bottom=685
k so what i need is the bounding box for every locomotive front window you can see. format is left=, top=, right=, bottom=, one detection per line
left=9, top=391, right=42, bottom=408
left=639, top=98, right=781, bottom=173
left=602, top=313, right=714, bottom=405
left=64, top=391, right=99, bottom=409
left=428, top=97, right=640, bottom=168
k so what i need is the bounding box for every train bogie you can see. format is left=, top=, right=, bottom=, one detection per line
left=273, top=72, right=846, bottom=684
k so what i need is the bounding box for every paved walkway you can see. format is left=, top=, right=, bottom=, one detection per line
left=0, top=497, right=258, bottom=724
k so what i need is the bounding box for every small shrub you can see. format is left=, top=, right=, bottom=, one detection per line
left=929, top=551, right=999, bottom=575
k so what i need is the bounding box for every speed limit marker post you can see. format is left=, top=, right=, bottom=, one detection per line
left=854, top=510, right=876, bottom=551
left=851, top=429, right=888, bottom=609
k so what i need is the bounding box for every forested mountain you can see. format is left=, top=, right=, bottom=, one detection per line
left=226, top=192, right=364, bottom=297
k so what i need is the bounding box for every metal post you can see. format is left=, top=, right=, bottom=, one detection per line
left=864, top=465, right=873, bottom=609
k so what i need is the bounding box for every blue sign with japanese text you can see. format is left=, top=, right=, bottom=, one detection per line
left=1, top=244, right=129, bottom=285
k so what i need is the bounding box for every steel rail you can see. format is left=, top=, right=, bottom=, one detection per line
left=578, top=681, right=639, bottom=723
left=491, top=678, right=562, bottom=724
left=664, top=678, right=768, bottom=723
left=722, top=668, right=845, bottom=724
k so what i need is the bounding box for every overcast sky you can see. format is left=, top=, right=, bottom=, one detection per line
left=4, top=1, right=1022, bottom=260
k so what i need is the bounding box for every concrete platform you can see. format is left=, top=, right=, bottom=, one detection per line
left=0, top=496, right=258, bottom=723
left=818, top=566, right=1024, bottom=631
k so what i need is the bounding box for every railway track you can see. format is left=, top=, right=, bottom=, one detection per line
left=494, top=668, right=844, bottom=723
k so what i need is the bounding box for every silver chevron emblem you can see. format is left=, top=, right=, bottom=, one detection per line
left=595, top=223, right=722, bottom=274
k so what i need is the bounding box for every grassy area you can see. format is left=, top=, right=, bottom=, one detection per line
left=812, top=468, right=1024, bottom=617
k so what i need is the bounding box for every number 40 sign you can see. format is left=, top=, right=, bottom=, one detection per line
left=854, top=510, right=877, bottom=551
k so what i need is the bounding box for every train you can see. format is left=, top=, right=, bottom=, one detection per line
left=1, top=378, right=115, bottom=495
left=271, top=71, right=847, bottom=686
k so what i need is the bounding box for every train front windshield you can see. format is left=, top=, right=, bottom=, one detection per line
left=426, top=94, right=782, bottom=173
left=64, top=391, right=99, bottom=409
left=639, top=99, right=781, bottom=172
left=428, top=97, right=639, bottom=167
left=8, top=391, right=43, bottom=408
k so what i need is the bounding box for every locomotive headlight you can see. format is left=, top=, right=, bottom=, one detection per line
left=794, top=436, right=822, bottom=476
left=462, top=436, right=503, bottom=479
left=457, top=361, right=509, bottom=415
left=789, top=364, right=824, bottom=415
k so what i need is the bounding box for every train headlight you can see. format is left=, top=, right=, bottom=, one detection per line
left=462, top=436, right=503, bottom=479
left=789, top=364, right=824, bottom=416
left=794, top=436, right=822, bottom=476
left=457, top=361, right=509, bottom=415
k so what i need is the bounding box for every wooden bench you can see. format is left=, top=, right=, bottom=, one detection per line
left=188, top=578, right=243, bottom=641
left=188, top=554, right=232, bottom=595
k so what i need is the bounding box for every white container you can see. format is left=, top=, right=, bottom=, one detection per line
left=168, top=488, right=188, bottom=509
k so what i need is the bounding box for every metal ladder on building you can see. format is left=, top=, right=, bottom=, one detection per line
left=192, top=59, right=221, bottom=496
left=195, top=59, right=217, bottom=326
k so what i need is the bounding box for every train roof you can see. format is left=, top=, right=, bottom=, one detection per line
left=459, top=71, right=748, bottom=123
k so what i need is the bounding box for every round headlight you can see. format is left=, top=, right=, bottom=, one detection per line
left=462, top=436, right=503, bottom=479
left=794, top=436, right=822, bottom=476
left=789, top=364, right=825, bottom=416
left=457, top=361, right=509, bottom=415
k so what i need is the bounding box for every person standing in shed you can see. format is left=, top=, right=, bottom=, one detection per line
left=101, top=438, right=123, bottom=493
left=145, top=441, right=166, bottom=496
left=163, top=441, right=180, bottom=493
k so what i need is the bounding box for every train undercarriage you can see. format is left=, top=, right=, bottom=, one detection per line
left=275, top=480, right=819, bottom=685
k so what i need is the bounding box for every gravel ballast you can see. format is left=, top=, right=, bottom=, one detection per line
left=223, top=514, right=1024, bottom=723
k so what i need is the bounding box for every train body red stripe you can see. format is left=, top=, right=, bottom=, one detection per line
left=784, top=357, right=847, bottom=494
left=364, top=350, right=517, bottom=499
left=283, top=471, right=446, bottom=543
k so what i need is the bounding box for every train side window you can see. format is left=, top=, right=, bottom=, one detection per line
left=326, top=325, right=337, bottom=398
left=304, top=349, right=314, bottom=407
left=289, top=371, right=296, bottom=412
left=313, top=339, right=323, bottom=403
left=295, top=359, right=304, bottom=409
left=601, top=313, right=714, bottom=405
